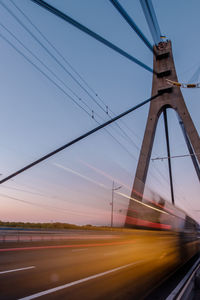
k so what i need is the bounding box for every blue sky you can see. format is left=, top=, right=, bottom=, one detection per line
left=0, top=0, right=199, bottom=225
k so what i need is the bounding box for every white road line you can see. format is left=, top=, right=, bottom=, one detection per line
left=0, top=266, right=35, bottom=275
left=71, top=248, right=88, bottom=252
left=19, top=262, right=140, bottom=300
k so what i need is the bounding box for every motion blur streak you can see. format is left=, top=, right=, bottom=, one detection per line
left=79, top=160, right=130, bottom=190
left=1, top=229, right=199, bottom=299
left=53, top=163, right=108, bottom=189
left=117, top=191, right=169, bottom=215
left=126, top=216, right=171, bottom=229
left=0, top=240, right=135, bottom=252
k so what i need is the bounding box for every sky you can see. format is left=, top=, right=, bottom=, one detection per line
left=0, top=0, right=200, bottom=225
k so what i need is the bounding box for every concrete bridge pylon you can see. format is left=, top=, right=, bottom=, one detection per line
left=125, top=40, right=200, bottom=225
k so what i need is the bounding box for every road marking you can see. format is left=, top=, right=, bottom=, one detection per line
left=71, top=248, right=88, bottom=252
left=19, top=262, right=140, bottom=300
left=0, top=266, right=35, bottom=275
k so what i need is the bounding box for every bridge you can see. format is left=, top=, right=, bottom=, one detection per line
left=0, top=0, right=200, bottom=299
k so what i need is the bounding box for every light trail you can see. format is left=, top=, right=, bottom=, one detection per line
left=79, top=160, right=130, bottom=190
left=53, top=163, right=108, bottom=190
left=117, top=191, right=169, bottom=215
left=0, top=240, right=135, bottom=252
left=53, top=162, right=171, bottom=216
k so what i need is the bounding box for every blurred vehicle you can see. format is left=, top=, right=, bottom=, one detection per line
left=124, top=192, right=200, bottom=293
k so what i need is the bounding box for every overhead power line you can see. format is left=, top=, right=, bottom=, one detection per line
left=0, top=32, right=92, bottom=118
left=8, top=0, right=154, bottom=155
left=1, top=2, right=173, bottom=196
left=0, top=18, right=139, bottom=162
left=10, top=0, right=109, bottom=110
left=109, top=0, right=154, bottom=53
left=29, top=0, right=154, bottom=74
left=152, top=153, right=200, bottom=161
left=0, top=94, right=159, bottom=184
left=8, top=1, right=134, bottom=132
left=0, top=192, right=102, bottom=217
left=94, top=118, right=138, bottom=161
left=0, top=22, right=95, bottom=115
left=3, top=1, right=147, bottom=158
left=0, top=24, right=138, bottom=160
left=0, top=29, right=136, bottom=161
left=3, top=1, right=173, bottom=194
left=0, top=2, right=186, bottom=207
left=1, top=1, right=108, bottom=115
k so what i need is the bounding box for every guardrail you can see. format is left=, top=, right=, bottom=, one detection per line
left=0, top=231, right=72, bottom=242
left=0, top=229, right=118, bottom=243
left=166, top=257, right=200, bottom=300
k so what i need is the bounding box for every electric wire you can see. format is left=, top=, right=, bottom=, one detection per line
left=0, top=23, right=171, bottom=195
left=0, top=1, right=108, bottom=115
left=1, top=185, right=53, bottom=198
left=6, top=0, right=158, bottom=158
left=0, top=93, right=159, bottom=184
left=10, top=0, right=156, bottom=132
left=10, top=0, right=110, bottom=111
left=95, top=112, right=139, bottom=151
left=8, top=0, right=147, bottom=154
left=0, top=193, right=108, bottom=217
left=152, top=153, right=200, bottom=161
left=0, top=30, right=171, bottom=203
left=29, top=0, right=154, bottom=74
left=0, top=32, right=92, bottom=118
left=0, top=21, right=138, bottom=163
left=2, top=2, right=182, bottom=202
left=0, top=22, right=94, bottom=115
left=2, top=1, right=144, bottom=161
left=94, top=118, right=138, bottom=161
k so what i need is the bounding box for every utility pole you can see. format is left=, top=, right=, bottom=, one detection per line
left=111, top=181, right=122, bottom=227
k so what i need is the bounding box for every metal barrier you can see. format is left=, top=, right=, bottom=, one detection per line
left=0, top=231, right=72, bottom=242
left=166, top=257, right=200, bottom=300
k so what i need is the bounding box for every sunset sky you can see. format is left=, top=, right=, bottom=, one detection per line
left=0, top=0, right=200, bottom=225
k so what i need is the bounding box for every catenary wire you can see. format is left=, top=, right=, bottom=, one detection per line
left=0, top=22, right=95, bottom=115
left=3, top=1, right=176, bottom=197
left=0, top=32, right=92, bottom=118
left=10, top=0, right=109, bottom=111
left=8, top=0, right=148, bottom=153
left=0, top=93, right=160, bottom=184
left=0, top=27, right=171, bottom=194
left=0, top=22, right=140, bottom=161
left=29, top=0, right=155, bottom=74
left=0, top=21, right=141, bottom=166
left=0, top=1, right=109, bottom=114
left=0, top=14, right=155, bottom=182
left=0, top=193, right=109, bottom=217
left=2, top=1, right=144, bottom=159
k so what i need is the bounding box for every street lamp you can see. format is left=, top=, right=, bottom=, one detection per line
left=110, top=181, right=122, bottom=228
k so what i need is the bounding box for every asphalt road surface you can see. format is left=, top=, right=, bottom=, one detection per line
left=0, top=229, right=180, bottom=299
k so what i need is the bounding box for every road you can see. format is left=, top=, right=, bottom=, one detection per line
left=0, top=229, right=180, bottom=299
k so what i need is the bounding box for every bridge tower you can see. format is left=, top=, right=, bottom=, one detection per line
left=125, top=40, right=200, bottom=225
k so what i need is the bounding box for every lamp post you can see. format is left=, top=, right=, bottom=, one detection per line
left=111, top=181, right=122, bottom=228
